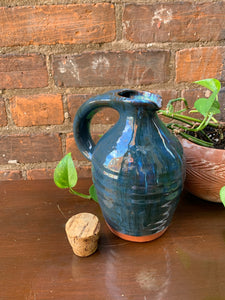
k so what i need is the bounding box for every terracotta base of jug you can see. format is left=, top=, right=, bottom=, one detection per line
left=106, top=222, right=168, bottom=242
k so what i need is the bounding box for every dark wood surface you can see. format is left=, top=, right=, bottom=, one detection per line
left=0, top=179, right=225, bottom=300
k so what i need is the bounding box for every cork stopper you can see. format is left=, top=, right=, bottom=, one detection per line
left=65, top=213, right=100, bottom=257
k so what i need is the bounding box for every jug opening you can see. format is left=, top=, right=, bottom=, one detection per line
left=118, top=90, right=140, bottom=99
left=118, top=90, right=162, bottom=109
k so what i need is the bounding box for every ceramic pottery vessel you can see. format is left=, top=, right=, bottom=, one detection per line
left=181, top=138, right=225, bottom=203
left=73, top=90, right=185, bottom=242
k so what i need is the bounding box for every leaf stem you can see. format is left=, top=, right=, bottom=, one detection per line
left=159, top=111, right=219, bottom=128
left=69, top=188, right=91, bottom=199
left=179, top=132, right=214, bottom=147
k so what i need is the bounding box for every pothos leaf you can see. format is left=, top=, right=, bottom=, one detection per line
left=219, top=186, right=225, bottom=207
left=89, top=184, right=98, bottom=203
left=54, top=153, right=77, bottom=189
left=194, top=94, right=220, bottom=117
left=194, top=78, right=221, bottom=94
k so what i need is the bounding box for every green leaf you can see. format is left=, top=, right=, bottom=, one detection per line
left=220, top=186, right=225, bottom=206
left=210, top=99, right=221, bottom=115
left=89, top=184, right=98, bottom=203
left=219, top=186, right=225, bottom=207
left=194, top=94, right=220, bottom=117
left=194, top=78, right=221, bottom=93
left=54, top=153, right=77, bottom=189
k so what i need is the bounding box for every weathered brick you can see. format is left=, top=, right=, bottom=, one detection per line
left=0, top=134, right=62, bottom=164
left=27, top=168, right=54, bottom=180
left=0, top=54, right=48, bottom=89
left=0, top=97, right=7, bottom=126
left=0, top=4, right=115, bottom=47
left=176, top=47, right=225, bottom=83
left=53, top=50, right=170, bottom=87
left=67, top=94, right=119, bottom=124
left=123, top=2, right=225, bottom=43
left=10, top=94, right=64, bottom=126
left=181, top=88, right=208, bottom=110
left=0, top=170, right=22, bottom=181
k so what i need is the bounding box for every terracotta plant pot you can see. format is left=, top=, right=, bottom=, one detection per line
left=181, top=139, right=225, bottom=203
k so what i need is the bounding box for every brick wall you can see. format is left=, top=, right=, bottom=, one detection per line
left=1, top=0, right=225, bottom=180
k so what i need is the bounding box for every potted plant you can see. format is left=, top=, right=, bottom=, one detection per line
left=159, top=78, right=225, bottom=206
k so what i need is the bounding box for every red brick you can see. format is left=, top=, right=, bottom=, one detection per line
left=0, top=97, right=7, bottom=126
left=10, top=94, right=64, bottom=126
left=0, top=4, right=115, bottom=47
left=53, top=50, right=170, bottom=87
left=0, top=134, right=62, bottom=164
left=27, top=168, right=54, bottom=180
left=67, top=94, right=119, bottom=124
left=176, top=47, right=225, bottom=83
left=0, top=170, right=22, bottom=181
left=123, top=2, right=225, bottom=43
left=0, top=54, right=48, bottom=89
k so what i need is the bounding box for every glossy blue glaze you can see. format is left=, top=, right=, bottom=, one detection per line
left=73, top=90, right=184, bottom=239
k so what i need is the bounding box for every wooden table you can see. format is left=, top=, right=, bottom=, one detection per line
left=0, top=179, right=224, bottom=300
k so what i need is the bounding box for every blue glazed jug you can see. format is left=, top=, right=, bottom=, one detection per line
left=73, top=90, right=184, bottom=242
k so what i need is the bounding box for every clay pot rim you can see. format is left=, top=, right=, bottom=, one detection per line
left=180, top=137, right=225, bottom=152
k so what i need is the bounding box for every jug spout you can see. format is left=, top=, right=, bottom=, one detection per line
left=117, top=89, right=162, bottom=111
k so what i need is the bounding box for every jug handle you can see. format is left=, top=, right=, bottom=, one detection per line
left=73, top=96, right=118, bottom=161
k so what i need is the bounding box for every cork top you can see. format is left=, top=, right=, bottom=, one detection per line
left=65, top=213, right=100, bottom=239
